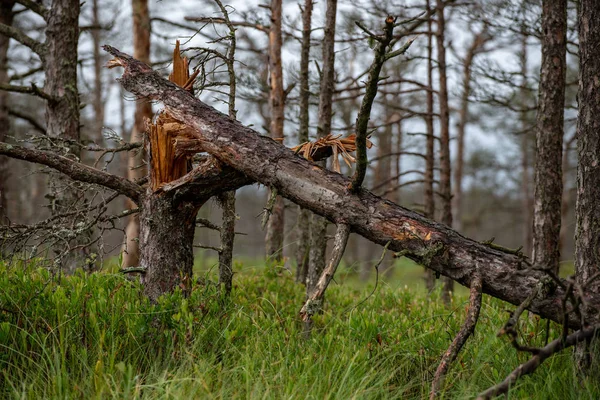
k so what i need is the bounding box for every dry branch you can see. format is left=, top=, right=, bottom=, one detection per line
left=0, top=142, right=143, bottom=202
left=477, top=325, right=600, bottom=399
left=104, top=45, right=600, bottom=329
left=300, top=223, right=350, bottom=321
left=430, top=273, right=483, bottom=398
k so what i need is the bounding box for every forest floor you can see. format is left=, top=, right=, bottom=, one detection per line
left=0, top=259, right=597, bottom=399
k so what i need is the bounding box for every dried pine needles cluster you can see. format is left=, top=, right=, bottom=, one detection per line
left=291, top=133, right=373, bottom=172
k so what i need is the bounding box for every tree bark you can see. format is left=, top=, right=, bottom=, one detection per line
left=123, top=0, right=152, bottom=269
left=218, top=191, right=235, bottom=294
left=44, top=0, right=82, bottom=271
left=531, top=0, right=567, bottom=274
left=307, top=0, right=337, bottom=293
left=295, top=0, right=313, bottom=285
left=424, top=0, right=436, bottom=291
left=91, top=0, right=105, bottom=145
left=265, top=0, right=285, bottom=262
left=435, top=0, right=453, bottom=302
left=105, top=44, right=600, bottom=329
left=139, top=192, right=200, bottom=301
left=575, top=0, right=600, bottom=367
left=45, top=0, right=81, bottom=214
left=0, top=0, right=14, bottom=225
left=519, top=33, right=533, bottom=259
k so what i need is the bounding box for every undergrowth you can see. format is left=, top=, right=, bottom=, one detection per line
left=0, top=261, right=598, bottom=399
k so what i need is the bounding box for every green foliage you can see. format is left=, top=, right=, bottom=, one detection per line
left=0, top=261, right=598, bottom=399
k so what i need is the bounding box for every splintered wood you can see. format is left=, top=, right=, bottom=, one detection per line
left=147, top=41, right=199, bottom=191
left=143, top=41, right=370, bottom=190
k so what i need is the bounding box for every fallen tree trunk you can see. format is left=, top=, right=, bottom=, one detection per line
left=105, top=45, right=599, bottom=328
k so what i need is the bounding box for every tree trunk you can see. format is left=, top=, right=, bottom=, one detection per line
left=91, top=0, right=105, bottom=145
left=123, top=0, right=152, bottom=269
left=307, top=0, right=337, bottom=294
left=107, top=45, right=600, bottom=329
left=45, top=0, right=82, bottom=271
left=139, top=193, right=199, bottom=301
left=453, top=29, right=485, bottom=234
left=531, top=0, right=566, bottom=274
left=218, top=191, right=235, bottom=294
left=295, top=0, right=313, bottom=285
left=575, top=0, right=600, bottom=367
left=424, top=0, right=436, bottom=292
left=0, top=1, right=14, bottom=225
left=265, top=0, right=285, bottom=262
left=519, top=27, right=533, bottom=259
left=45, top=0, right=81, bottom=213
left=435, top=0, right=453, bottom=302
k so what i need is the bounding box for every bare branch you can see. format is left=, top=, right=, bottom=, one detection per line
left=0, top=142, right=143, bottom=202
left=351, top=16, right=396, bottom=192
left=300, top=223, right=350, bottom=321
left=430, top=273, right=483, bottom=398
left=15, top=0, right=48, bottom=19
left=184, top=16, right=269, bottom=33
left=477, top=326, right=600, bottom=399
left=0, top=23, right=45, bottom=58
left=9, top=65, right=43, bottom=81
left=8, top=108, right=46, bottom=134
left=0, top=82, right=53, bottom=101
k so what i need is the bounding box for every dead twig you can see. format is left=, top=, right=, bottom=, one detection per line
left=430, top=273, right=483, bottom=398
left=477, top=325, right=600, bottom=399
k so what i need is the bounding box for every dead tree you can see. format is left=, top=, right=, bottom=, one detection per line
left=123, top=0, right=152, bottom=269
left=531, top=0, right=567, bottom=274
left=423, top=0, right=436, bottom=291
left=92, top=45, right=600, bottom=328
left=435, top=0, right=453, bottom=304
left=295, top=0, right=314, bottom=285
left=213, top=0, right=238, bottom=296
left=264, top=0, right=285, bottom=262
left=90, top=0, right=105, bottom=146
left=307, top=0, right=338, bottom=296
left=518, top=30, right=534, bottom=259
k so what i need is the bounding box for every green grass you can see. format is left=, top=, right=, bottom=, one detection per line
left=0, top=260, right=598, bottom=399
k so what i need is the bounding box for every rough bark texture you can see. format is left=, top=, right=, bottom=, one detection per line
left=217, top=5, right=238, bottom=296
left=265, top=0, right=285, bottom=261
left=0, top=0, right=14, bottom=224
left=575, top=0, right=600, bottom=365
left=105, top=44, right=600, bottom=328
left=123, top=0, right=152, bottom=269
left=295, top=0, right=313, bottom=284
left=351, top=16, right=394, bottom=193
left=424, top=0, right=436, bottom=292
left=91, top=0, right=104, bottom=145
left=435, top=0, right=453, bottom=302
left=519, top=33, right=533, bottom=258
left=139, top=192, right=200, bottom=301
left=531, top=0, right=567, bottom=274
left=218, top=191, right=236, bottom=294
left=307, top=0, right=337, bottom=293
left=45, top=0, right=81, bottom=214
